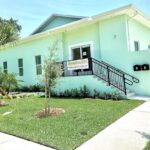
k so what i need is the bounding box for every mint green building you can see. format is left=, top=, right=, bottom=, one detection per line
left=0, top=4, right=150, bottom=96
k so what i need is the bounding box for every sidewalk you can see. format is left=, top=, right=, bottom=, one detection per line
left=0, top=132, right=55, bottom=150
left=76, top=101, right=150, bottom=150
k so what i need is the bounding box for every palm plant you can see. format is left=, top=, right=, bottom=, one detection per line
left=0, top=72, right=22, bottom=98
left=2, top=73, right=22, bottom=94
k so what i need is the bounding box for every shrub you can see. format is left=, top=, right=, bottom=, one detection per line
left=63, top=89, right=71, bottom=98
left=93, top=89, right=100, bottom=98
left=14, top=84, right=123, bottom=100
left=15, top=84, right=44, bottom=92
left=28, top=84, right=44, bottom=92
left=111, top=91, right=123, bottom=100
left=80, top=85, right=90, bottom=98
left=51, top=90, right=58, bottom=97
left=70, top=88, right=80, bottom=98
left=50, top=86, right=123, bottom=100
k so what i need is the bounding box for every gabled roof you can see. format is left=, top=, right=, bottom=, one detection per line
left=31, top=14, right=86, bottom=35
left=1, top=4, right=150, bottom=50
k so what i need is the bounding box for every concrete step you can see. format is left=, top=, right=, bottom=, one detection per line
left=127, top=92, right=135, bottom=97
left=126, top=96, right=150, bottom=101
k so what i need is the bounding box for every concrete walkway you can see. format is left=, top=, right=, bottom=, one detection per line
left=76, top=101, right=150, bottom=150
left=0, top=132, right=55, bottom=150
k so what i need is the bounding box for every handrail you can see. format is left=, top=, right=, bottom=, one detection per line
left=91, top=57, right=139, bottom=84
left=90, top=58, right=139, bottom=95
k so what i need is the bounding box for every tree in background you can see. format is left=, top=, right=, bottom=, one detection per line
left=0, top=17, right=21, bottom=45
left=43, top=40, right=63, bottom=114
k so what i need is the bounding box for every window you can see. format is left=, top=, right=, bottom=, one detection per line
left=35, top=55, right=42, bottom=75
left=18, top=58, right=23, bottom=76
left=148, top=45, right=150, bottom=49
left=3, top=61, right=7, bottom=74
left=134, top=41, right=140, bottom=51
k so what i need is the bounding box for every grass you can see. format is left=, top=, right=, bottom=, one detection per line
left=144, top=141, right=150, bottom=150
left=0, top=97, right=143, bottom=150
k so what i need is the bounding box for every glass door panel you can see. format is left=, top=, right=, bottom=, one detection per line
left=82, top=46, right=91, bottom=71
left=72, top=48, right=81, bottom=60
left=82, top=46, right=91, bottom=59
left=72, top=47, right=81, bottom=75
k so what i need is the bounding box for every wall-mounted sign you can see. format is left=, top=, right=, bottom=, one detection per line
left=67, top=58, right=89, bottom=70
left=82, top=52, right=87, bottom=56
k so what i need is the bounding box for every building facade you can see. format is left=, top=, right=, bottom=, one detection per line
left=0, top=5, right=150, bottom=96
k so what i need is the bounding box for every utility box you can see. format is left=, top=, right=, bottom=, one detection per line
left=142, top=64, right=149, bottom=71
left=133, top=65, right=141, bottom=71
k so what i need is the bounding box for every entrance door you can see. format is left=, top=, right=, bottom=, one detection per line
left=72, top=45, right=91, bottom=60
left=71, top=45, right=91, bottom=74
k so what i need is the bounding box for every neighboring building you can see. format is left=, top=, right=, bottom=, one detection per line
left=0, top=4, right=150, bottom=96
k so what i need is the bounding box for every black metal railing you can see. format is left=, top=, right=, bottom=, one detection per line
left=60, top=58, right=139, bottom=95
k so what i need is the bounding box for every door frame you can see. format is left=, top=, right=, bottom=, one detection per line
left=68, top=41, right=94, bottom=60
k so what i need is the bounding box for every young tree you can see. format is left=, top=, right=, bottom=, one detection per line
left=0, top=17, right=21, bottom=45
left=43, top=40, right=63, bottom=114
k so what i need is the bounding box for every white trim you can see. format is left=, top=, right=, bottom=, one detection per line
left=126, top=16, right=131, bottom=52
left=68, top=41, right=94, bottom=60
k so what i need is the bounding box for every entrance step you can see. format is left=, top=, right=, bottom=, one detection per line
left=126, top=91, right=135, bottom=97
left=126, top=96, right=150, bottom=101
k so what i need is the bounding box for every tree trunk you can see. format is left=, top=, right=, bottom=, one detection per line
left=47, top=87, right=51, bottom=114
left=0, top=87, right=12, bottom=99
left=45, top=72, right=48, bottom=114
left=0, top=87, right=6, bottom=96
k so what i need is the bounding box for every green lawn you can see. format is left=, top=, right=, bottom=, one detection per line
left=144, top=141, right=150, bottom=150
left=0, top=97, right=143, bottom=150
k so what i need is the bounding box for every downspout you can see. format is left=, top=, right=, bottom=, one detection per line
left=126, top=16, right=131, bottom=51
left=126, top=10, right=138, bottom=52
left=97, top=22, right=102, bottom=60
left=62, top=32, right=66, bottom=61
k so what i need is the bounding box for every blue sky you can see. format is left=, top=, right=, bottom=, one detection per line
left=0, top=0, right=149, bottom=37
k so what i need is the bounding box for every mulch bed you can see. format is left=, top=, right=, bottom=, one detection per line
left=35, top=107, right=65, bottom=118
left=0, top=100, right=9, bottom=107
